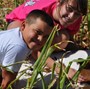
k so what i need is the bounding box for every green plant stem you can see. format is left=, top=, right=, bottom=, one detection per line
left=29, top=26, right=58, bottom=88
left=50, top=63, right=56, bottom=81
left=39, top=72, right=47, bottom=89
left=59, top=62, right=72, bottom=89
left=67, top=57, right=90, bottom=89
left=7, top=66, right=32, bottom=88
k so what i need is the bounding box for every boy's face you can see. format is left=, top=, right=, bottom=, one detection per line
left=57, top=0, right=82, bottom=27
left=21, top=18, right=51, bottom=51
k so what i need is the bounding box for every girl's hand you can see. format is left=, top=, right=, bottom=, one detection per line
left=78, top=69, right=90, bottom=83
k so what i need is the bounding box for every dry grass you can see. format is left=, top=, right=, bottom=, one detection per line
left=0, top=0, right=24, bottom=29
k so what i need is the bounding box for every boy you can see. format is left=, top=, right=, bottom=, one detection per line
left=0, top=9, right=54, bottom=89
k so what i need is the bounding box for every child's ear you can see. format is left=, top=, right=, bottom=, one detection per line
left=21, top=21, right=26, bottom=30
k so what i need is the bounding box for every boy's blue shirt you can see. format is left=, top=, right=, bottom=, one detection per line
left=0, top=28, right=31, bottom=72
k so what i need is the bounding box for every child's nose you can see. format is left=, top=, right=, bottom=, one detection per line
left=37, top=35, right=43, bottom=41
left=69, top=12, right=75, bottom=20
left=69, top=11, right=79, bottom=20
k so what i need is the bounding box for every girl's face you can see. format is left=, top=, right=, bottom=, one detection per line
left=21, top=18, right=51, bottom=51
left=56, top=0, right=82, bottom=27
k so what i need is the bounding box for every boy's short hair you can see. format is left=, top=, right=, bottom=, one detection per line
left=60, top=0, right=87, bottom=15
left=26, top=9, right=54, bottom=28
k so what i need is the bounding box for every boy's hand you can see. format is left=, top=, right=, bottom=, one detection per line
left=1, top=69, right=17, bottom=89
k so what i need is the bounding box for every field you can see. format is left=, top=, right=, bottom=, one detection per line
left=0, top=0, right=90, bottom=89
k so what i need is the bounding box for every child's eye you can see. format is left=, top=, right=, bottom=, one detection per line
left=37, top=30, right=43, bottom=35
left=66, top=3, right=81, bottom=17
left=43, top=35, right=49, bottom=39
left=35, top=29, right=43, bottom=35
left=66, top=5, right=73, bottom=12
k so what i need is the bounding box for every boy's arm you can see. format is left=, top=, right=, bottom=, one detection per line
left=1, top=68, right=17, bottom=89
